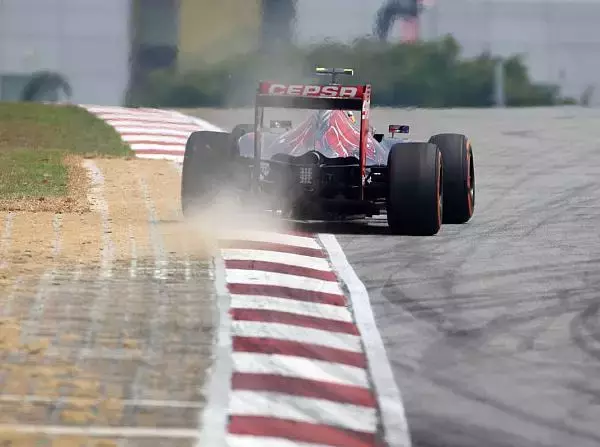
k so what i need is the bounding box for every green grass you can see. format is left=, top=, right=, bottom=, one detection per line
left=0, top=102, right=131, bottom=156
left=0, top=149, right=67, bottom=199
left=0, top=102, right=132, bottom=202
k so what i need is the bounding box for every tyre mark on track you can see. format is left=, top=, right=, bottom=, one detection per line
left=333, top=109, right=600, bottom=447
left=395, top=360, right=600, bottom=446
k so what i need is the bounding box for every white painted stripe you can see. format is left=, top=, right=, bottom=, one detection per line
left=0, top=424, right=199, bottom=438
left=196, top=255, right=233, bottom=447
left=138, top=107, right=173, bottom=114
left=183, top=114, right=225, bottom=132
left=97, top=113, right=198, bottom=124
left=232, top=352, right=369, bottom=388
left=135, top=153, right=184, bottom=161
left=230, top=294, right=353, bottom=322
left=229, top=391, right=377, bottom=433
left=129, top=143, right=185, bottom=152
left=319, top=234, right=412, bottom=447
left=82, top=105, right=136, bottom=114
left=227, top=435, right=332, bottom=447
left=121, top=134, right=189, bottom=144
left=223, top=230, right=321, bottom=249
left=83, top=106, right=222, bottom=132
left=115, top=126, right=196, bottom=137
left=98, top=114, right=189, bottom=124
left=0, top=212, right=14, bottom=269
left=231, top=321, right=362, bottom=352
left=225, top=269, right=342, bottom=295
left=106, top=119, right=202, bottom=130
left=83, top=105, right=171, bottom=114
left=93, top=109, right=185, bottom=118
left=221, top=248, right=331, bottom=271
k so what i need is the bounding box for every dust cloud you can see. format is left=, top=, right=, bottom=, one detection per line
left=182, top=186, right=294, bottom=254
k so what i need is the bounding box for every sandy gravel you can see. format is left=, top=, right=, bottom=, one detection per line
left=0, top=158, right=215, bottom=446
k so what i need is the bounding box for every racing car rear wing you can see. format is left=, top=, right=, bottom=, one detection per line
left=256, top=81, right=367, bottom=111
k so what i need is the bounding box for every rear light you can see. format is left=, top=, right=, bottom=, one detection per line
left=389, top=125, right=410, bottom=136
left=299, top=167, right=313, bottom=184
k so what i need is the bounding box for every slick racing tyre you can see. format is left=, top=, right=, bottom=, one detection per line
left=428, top=133, right=475, bottom=224
left=387, top=142, right=443, bottom=236
left=181, top=131, right=235, bottom=217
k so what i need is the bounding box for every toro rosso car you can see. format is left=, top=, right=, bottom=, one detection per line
left=181, top=68, right=475, bottom=235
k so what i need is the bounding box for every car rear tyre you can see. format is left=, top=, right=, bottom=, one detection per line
left=231, top=124, right=254, bottom=153
left=181, top=131, right=234, bottom=217
left=428, top=133, right=475, bottom=224
left=387, top=142, right=443, bottom=236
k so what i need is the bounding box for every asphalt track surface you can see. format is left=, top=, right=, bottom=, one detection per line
left=188, top=106, right=600, bottom=447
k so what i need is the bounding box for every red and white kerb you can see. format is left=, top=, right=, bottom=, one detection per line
left=218, top=230, right=382, bottom=447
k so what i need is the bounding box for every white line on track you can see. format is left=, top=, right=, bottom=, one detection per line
left=0, top=212, right=14, bottom=269
left=129, top=143, right=185, bottom=151
left=52, top=214, right=62, bottom=257
left=196, top=255, right=233, bottom=447
left=184, top=257, right=192, bottom=282
left=225, top=269, right=342, bottom=295
left=230, top=294, right=353, bottom=322
left=232, top=352, right=370, bottom=388
left=129, top=225, right=137, bottom=279
left=133, top=176, right=171, bottom=408
left=319, top=234, right=412, bottom=447
left=221, top=248, right=331, bottom=271
left=231, top=321, right=362, bottom=352
left=21, top=214, right=62, bottom=343
left=138, top=176, right=168, bottom=281
left=229, top=391, right=377, bottom=433
left=121, top=134, right=189, bottom=145
left=135, top=153, right=185, bottom=161
left=84, top=160, right=114, bottom=278
left=222, top=230, right=321, bottom=249
left=106, top=119, right=201, bottom=130
left=226, top=435, right=334, bottom=447
left=115, top=126, right=197, bottom=137
left=70, top=160, right=116, bottom=424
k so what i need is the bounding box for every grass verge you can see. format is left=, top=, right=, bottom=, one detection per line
left=0, top=102, right=131, bottom=156
left=0, top=102, right=133, bottom=212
